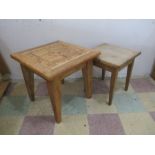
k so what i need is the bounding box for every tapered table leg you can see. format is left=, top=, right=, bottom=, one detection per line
left=21, top=64, right=35, bottom=101
left=82, top=61, right=93, bottom=98
left=109, top=70, right=118, bottom=105
left=61, top=79, right=64, bottom=84
left=125, top=60, right=134, bottom=91
left=102, top=69, right=105, bottom=80
left=47, top=79, right=61, bottom=123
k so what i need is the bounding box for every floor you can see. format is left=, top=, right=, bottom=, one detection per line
left=0, top=77, right=155, bottom=135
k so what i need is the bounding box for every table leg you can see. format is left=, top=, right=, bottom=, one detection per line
left=82, top=61, right=93, bottom=98
left=102, top=69, right=105, bottom=80
left=125, top=60, right=134, bottom=91
left=61, top=79, right=64, bottom=84
left=109, top=70, right=118, bottom=105
left=47, top=79, right=61, bottom=123
left=21, top=64, right=35, bottom=101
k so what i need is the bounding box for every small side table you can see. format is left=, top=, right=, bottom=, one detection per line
left=94, top=43, right=141, bottom=105
left=11, top=41, right=100, bottom=123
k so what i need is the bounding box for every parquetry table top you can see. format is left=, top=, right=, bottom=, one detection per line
left=11, top=41, right=100, bottom=80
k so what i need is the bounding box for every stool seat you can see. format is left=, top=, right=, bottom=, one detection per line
left=95, top=43, right=140, bottom=68
left=94, top=43, right=141, bottom=105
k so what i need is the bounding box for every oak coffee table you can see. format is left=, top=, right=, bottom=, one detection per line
left=11, top=41, right=100, bottom=123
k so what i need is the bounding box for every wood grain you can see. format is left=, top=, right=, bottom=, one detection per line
left=95, top=43, right=141, bottom=68
left=11, top=41, right=100, bottom=123
left=21, top=64, right=35, bottom=101
left=94, top=43, right=141, bottom=105
left=47, top=79, right=61, bottom=123
left=125, top=60, right=134, bottom=91
left=82, top=61, right=93, bottom=98
left=11, top=41, right=100, bottom=80
left=109, top=70, right=118, bottom=105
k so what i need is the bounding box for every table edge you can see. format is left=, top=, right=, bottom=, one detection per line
left=11, top=51, right=100, bottom=80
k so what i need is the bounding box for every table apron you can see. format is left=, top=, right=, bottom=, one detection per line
left=20, top=60, right=92, bottom=82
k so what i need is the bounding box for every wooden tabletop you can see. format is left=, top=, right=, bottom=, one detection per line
left=95, top=43, right=141, bottom=67
left=11, top=41, right=100, bottom=80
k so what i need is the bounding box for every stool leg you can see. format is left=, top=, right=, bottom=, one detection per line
left=125, top=60, right=134, bottom=91
left=102, top=69, right=105, bottom=80
left=109, top=70, right=118, bottom=105
left=21, top=64, right=35, bottom=101
left=47, top=79, right=61, bottom=123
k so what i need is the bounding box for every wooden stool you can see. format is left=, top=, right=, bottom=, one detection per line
left=94, top=43, right=141, bottom=105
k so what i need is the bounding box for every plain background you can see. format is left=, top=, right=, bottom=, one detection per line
left=0, top=19, right=155, bottom=80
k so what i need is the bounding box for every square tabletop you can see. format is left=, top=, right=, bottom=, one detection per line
left=11, top=41, right=100, bottom=80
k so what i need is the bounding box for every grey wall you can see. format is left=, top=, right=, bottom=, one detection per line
left=0, top=19, right=155, bottom=79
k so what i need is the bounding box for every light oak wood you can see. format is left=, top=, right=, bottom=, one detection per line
left=59, top=63, right=85, bottom=80
left=21, top=64, right=35, bottom=101
left=47, top=79, right=61, bottom=123
left=82, top=61, right=93, bottom=98
left=94, top=43, right=141, bottom=105
left=95, top=43, right=140, bottom=68
left=11, top=41, right=100, bottom=81
left=125, top=60, right=134, bottom=91
left=109, top=70, right=118, bottom=105
left=11, top=41, right=100, bottom=123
